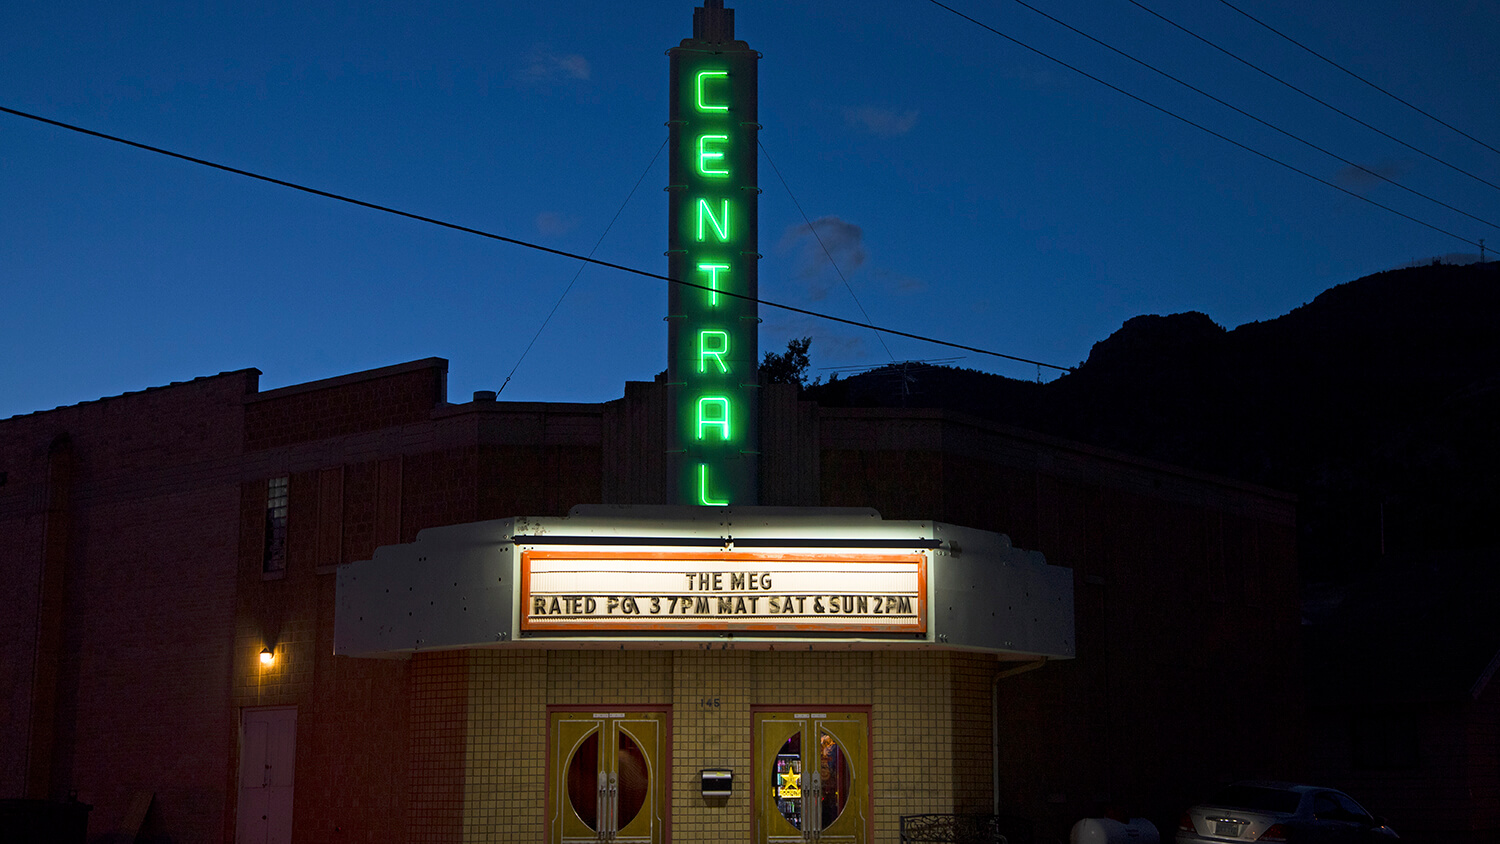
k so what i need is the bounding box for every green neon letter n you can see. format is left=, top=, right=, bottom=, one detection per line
left=697, top=199, right=730, bottom=242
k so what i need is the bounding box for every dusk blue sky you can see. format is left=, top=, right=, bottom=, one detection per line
left=4, top=0, right=1497, bottom=419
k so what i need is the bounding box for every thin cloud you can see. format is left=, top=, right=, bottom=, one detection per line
left=778, top=216, right=868, bottom=302
left=1335, top=160, right=1410, bottom=190
left=870, top=267, right=925, bottom=295
left=761, top=319, right=871, bottom=371
left=843, top=105, right=918, bottom=137
left=535, top=211, right=577, bottom=237
left=516, top=46, right=591, bottom=84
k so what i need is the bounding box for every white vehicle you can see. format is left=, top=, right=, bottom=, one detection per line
left=1176, top=782, right=1399, bottom=843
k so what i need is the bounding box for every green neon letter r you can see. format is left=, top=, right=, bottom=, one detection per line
left=698, top=330, right=730, bottom=373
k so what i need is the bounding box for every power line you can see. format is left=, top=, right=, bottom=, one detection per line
left=1215, top=0, right=1500, bottom=160
left=498, top=137, right=668, bottom=395
left=1009, top=0, right=1500, bottom=229
left=1126, top=0, right=1500, bottom=197
left=757, top=138, right=897, bottom=362
left=922, top=1, right=1482, bottom=248
left=0, top=104, right=1075, bottom=372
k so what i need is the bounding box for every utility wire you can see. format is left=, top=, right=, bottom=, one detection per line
left=0, top=104, right=1074, bottom=372
left=1216, top=0, right=1500, bottom=160
left=497, top=137, right=667, bottom=395
left=922, top=2, right=1482, bottom=248
left=1127, top=0, right=1500, bottom=197
left=758, top=138, right=897, bottom=362
left=1011, top=0, right=1500, bottom=229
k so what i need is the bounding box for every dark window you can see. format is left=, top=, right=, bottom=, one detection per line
left=1332, top=792, right=1373, bottom=824
left=1312, top=793, right=1341, bottom=820
left=264, top=476, right=288, bottom=576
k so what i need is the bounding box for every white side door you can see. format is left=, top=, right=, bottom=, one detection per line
left=238, top=707, right=296, bottom=844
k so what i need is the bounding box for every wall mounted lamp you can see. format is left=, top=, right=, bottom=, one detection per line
left=260, top=646, right=275, bottom=666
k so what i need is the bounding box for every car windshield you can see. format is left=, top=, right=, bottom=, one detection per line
left=1206, top=785, right=1301, bottom=814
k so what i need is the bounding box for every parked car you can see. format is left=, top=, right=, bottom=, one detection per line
left=1176, top=782, right=1398, bottom=843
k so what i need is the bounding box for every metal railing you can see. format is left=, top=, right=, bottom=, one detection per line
left=899, top=814, right=1012, bottom=844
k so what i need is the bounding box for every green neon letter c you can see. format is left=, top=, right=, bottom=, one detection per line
left=695, top=70, right=729, bottom=112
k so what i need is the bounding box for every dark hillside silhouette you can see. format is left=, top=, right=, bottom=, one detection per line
left=807, top=261, right=1500, bottom=580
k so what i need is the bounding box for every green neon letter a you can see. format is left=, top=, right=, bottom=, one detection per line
left=696, top=396, right=731, bottom=440
left=697, top=199, right=730, bottom=242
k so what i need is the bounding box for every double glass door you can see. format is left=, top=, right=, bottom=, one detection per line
left=549, top=710, right=668, bottom=844
left=754, top=710, right=869, bottom=844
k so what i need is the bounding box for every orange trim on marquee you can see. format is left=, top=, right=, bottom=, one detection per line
left=520, top=549, right=928, bottom=635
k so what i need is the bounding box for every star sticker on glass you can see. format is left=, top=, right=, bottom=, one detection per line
left=778, top=769, right=801, bottom=798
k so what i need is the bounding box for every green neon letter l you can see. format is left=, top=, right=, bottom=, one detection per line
left=698, top=463, right=729, bottom=506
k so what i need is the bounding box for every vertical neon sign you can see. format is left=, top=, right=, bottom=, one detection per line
left=667, top=0, right=760, bottom=505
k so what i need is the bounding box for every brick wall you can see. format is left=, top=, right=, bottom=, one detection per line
left=0, top=370, right=256, bottom=841
left=244, top=359, right=447, bottom=451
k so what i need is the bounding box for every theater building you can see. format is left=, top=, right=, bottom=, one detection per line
left=0, top=3, right=1302, bottom=843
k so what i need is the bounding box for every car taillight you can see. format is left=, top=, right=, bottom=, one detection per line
left=1178, top=812, right=1194, bottom=832
left=1257, top=823, right=1288, bottom=842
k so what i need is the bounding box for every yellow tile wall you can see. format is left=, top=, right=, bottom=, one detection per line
left=463, top=649, right=546, bottom=843
left=672, top=649, right=753, bottom=841
left=450, top=648, right=990, bottom=843
left=873, top=651, right=957, bottom=841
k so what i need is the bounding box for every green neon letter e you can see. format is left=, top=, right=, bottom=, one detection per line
left=697, top=134, right=730, bottom=176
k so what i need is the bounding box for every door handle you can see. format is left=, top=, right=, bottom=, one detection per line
left=800, top=774, right=809, bottom=841
left=808, top=769, right=823, bottom=841
left=597, top=771, right=608, bottom=842
left=607, top=771, right=619, bottom=841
